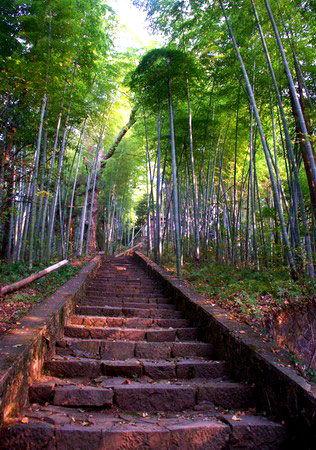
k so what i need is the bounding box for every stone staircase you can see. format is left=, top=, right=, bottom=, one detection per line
left=0, top=256, right=287, bottom=449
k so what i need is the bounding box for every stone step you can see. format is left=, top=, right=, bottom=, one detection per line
left=82, top=296, right=172, bottom=305
left=87, top=284, right=164, bottom=291
left=85, top=290, right=167, bottom=299
left=94, top=271, right=149, bottom=276
left=70, top=315, right=190, bottom=329
left=90, top=286, right=163, bottom=293
left=95, top=268, right=142, bottom=271
left=102, top=261, right=140, bottom=265
left=78, top=300, right=175, bottom=310
left=0, top=406, right=286, bottom=450
left=100, top=260, right=141, bottom=264
left=89, top=275, right=159, bottom=291
left=98, top=270, right=150, bottom=275
left=75, top=305, right=183, bottom=319
left=86, top=280, right=161, bottom=286
left=45, top=356, right=227, bottom=380
left=94, top=279, right=155, bottom=283
left=64, top=325, right=199, bottom=341
left=29, top=379, right=255, bottom=411
left=87, top=279, right=160, bottom=286
left=97, top=269, right=148, bottom=272
left=90, top=281, right=159, bottom=289
left=56, top=338, right=214, bottom=360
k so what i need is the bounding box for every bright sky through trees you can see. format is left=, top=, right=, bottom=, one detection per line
left=108, top=0, right=161, bottom=50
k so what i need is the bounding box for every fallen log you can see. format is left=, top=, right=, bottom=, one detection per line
left=115, top=243, right=143, bottom=258
left=0, top=260, right=69, bottom=296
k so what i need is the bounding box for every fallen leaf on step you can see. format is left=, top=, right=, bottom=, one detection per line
left=231, top=415, right=242, bottom=421
left=82, top=421, right=91, bottom=427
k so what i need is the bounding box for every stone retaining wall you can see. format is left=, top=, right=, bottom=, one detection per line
left=134, top=251, right=316, bottom=447
left=0, top=255, right=102, bottom=424
left=266, top=300, right=316, bottom=371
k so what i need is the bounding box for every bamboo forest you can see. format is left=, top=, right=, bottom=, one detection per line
left=0, top=1, right=315, bottom=449
left=1, top=0, right=316, bottom=277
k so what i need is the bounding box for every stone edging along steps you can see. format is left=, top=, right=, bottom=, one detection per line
left=0, top=255, right=102, bottom=424
left=134, top=251, right=316, bottom=447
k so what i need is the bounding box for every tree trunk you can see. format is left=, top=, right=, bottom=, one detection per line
left=251, top=0, right=314, bottom=276
left=40, top=112, right=62, bottom=257
left=168, top=80, right=182, bottom=276
left=47, top=122, right=69, bottom=259
left=66, top=119, right=87, bottom=255
left=220, top=0, right=298, bottom=278
left=29, top=94, right=47, bottom=268
left=86, top=144, right=101, bottom=255
left=264, top=0, right=316, bottom=220
left=155, top=112, right=162, bottom=263
left=78, top=171, right=91, bottom=256
left=187, top=80, right=200, bottom=261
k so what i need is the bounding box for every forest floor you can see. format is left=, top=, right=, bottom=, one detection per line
left=0, top=257, right=90, bottom=336
left=164, top=257, right=316, bottom=381
left=179, top=260, right=316, bottom=324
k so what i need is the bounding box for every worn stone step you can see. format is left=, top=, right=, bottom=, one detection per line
left=79, top=300, right=175, bottom=310
left=97, top=279, right=154, bottom=282
left=112, top=380, right=255, bottom=412
left=1, top=410, right=286, bottom=450
left=64, top=325, right=199, bottom=341
left=87, top=279, right=160, bottom=286
left=29, top=379, right=255, bottom=411
left=91, top=271, right=152, bottom=276
left=75, top=305, right=183, bottom=319
left=0, top=406, right=286, bottom=450
left=93, top=280, right=156, bottom=285
left=45, top=356, right=227, bottom=380
left=89, top=287, right=163, bottom=294
left=98, top=270, right=149, bottom=275
left=105, top=261, right=141, bottom=264
left=93, top=272, right=148, bottom=277
left=87, top=282, right=163, bottom=289
left=103, top=268, right=146, bottom=272
left=85, top=290, right=167, bottom=299
left=90, top=281, right=159, bottom=289
left=85, top=283, right=163, bottom=290
left=30, top=384, right=114, bottom=408
left=56, top=338, right=213, bottom=360
left=87, top=285, right=164, bottom=292
left=102, top=261, right=140, bottom=265
left=97, top=269, right=147, bottom=273
left=70, top=315, right=190, bottom=329
left=101, top=271, right=147, bottom=274
left=83, top=296, right=172, bottom=305
left=85, top=285, right=165, bottom=291
left=101, top=270, right=148, bottom=274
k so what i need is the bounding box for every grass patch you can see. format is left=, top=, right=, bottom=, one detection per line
left=0, top=257, right=90, bottom=335
left=166, top=258, right=316, bottom=320
left=0, top=259, right=86, bottom=305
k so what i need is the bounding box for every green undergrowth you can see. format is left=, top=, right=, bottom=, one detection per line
left=0, top=259, right=85, bottom=305
left=162, top=254, right=316, bottom=382
left=164, top=256, right=316, bottom=320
